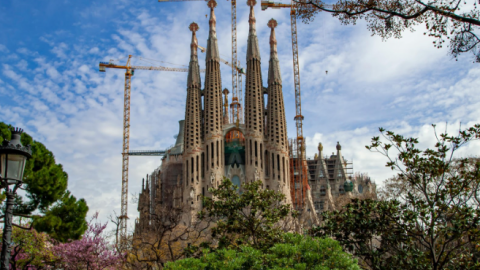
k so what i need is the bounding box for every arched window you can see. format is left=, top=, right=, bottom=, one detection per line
left=358, top=184, right=363, bottom=194
left=201, top=153, right=204, bottom=177
left=206, top=145, right=209, bottom=171
left=265, top=150, right=269, bottom=176
left=339, top=186, right=345, bottom=194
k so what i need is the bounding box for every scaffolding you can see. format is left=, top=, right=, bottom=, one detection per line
left=288, top=138, right=309, bottom=211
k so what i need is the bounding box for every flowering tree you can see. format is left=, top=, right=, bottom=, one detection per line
left=50, top=212, right=125, bottom=269
left=0, top=226, right=55, bottom=270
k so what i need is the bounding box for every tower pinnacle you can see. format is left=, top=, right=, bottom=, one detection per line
left=189, top=22, right=199, bottom=56
left=267, top=18, right=281, bottom=85
left=187, top=22, right=201, bottom=88
left=208, top=0, right=217, bottom=32
left=246, top=0, right=260, bottom=61
left=206, top=0, right=219, bottom=62
left=248, top=0, right=257, bottom=29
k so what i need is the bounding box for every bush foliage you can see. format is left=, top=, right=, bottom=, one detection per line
left=165, top=233, right=360, bottom=270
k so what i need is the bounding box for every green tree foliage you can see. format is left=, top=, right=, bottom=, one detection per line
left=311, top=124, right=480, bottom=270
left=165, top=233, right=360, bottom=270
left=0, top=122, right=88, bottom=242
left=296, top=0, right=480, bottom=62
left=33, top=191, right=89, bottom=242
left=198, top=178, right=295, bottom=251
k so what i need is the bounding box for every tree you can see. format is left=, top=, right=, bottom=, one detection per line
left=311, top=124, right=480, bottom=270
left=6, top=226, right=56, bottom=270
left=295, top=0, right=480, bottom=62
left=126, top=204, right=210, bottom=270
left=50, top=212, right=125, bottom=270
left=0, top=122, right=88, bottom=242
left=164, top=233, right=361, bottom=270
left=198, top=178, right=296, bottom=251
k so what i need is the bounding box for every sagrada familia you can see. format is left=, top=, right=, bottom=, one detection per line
left=134, top=0, right=376, bottom=233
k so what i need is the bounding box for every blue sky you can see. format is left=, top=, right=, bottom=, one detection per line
left=2, top=0, right=480, bottom=233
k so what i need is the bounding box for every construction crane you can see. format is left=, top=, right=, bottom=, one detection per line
left=159, top=0, right=243, bottom=125
left=99, top=55, right=204, bottom=247
left=261, top=0, right=332, bottom=212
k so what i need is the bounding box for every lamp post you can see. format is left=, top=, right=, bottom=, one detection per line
left=0, top=128, right=32, bottom=270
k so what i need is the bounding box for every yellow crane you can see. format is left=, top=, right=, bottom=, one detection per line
left=99, top=55, right=205, bottom=246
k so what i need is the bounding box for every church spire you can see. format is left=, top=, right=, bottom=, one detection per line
left=244, top=0, right=266, bottom=183
left=184, top=22, right=202, bottom=153
left=202, top=0, right=224, bottom=210
left=267, top=18, right=281, bottom=85
left=187, top=22, right=201, bottom=88
left=266, top=18, right=289, bottom=189
left=206, top=0, right=220, bottom=62
left=246, top=0, right=260, bottom=61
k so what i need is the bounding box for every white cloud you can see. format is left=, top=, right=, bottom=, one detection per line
left=51, top=43, right=68, bottom=59
left=0, top=44, right=8, bottom=53
left=89, top=47, right=100, bottom=54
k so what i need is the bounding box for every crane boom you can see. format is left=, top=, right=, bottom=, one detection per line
left=100, top=63, right=205, bottom=73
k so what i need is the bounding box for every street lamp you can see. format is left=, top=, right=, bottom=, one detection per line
left=0, top=128, right=32, bottom=270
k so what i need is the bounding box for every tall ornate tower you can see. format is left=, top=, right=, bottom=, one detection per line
left=265, top=19, right=290, bottom=198
left=244, top=0, right=265, bottom=183
left=183, top=22, right=204, bottom=213
left=203, top=0, right=224, bottom=189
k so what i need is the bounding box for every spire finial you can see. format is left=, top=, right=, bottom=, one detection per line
left=248, top=0, right=257, bottom=27
left=336, top=141, right=342, bottom=151
left=318, top=142, right=323, bottom=152
left=206, top=0, right=219, bottom=61
left=189, top=22, right=199, bottom=57
left=268, top=18, right=278, bottom=54
left=208, top=0, right=217, bottom=9
left=189, top=22, right=199, bottom=33
left=208, top=0, right=217, bottom=31
left=267, top=18, right=277, bottom=29
left=187, top=22, right=202, bottom=87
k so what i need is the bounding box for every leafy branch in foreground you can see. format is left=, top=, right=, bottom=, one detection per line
left=295, top=0, right=480, bottom=62
left=312, top=124, right=480, bottom=270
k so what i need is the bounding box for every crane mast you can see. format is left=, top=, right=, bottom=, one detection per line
left=261, top=0, right=315, bottom=210
left=230, top=0, right=243, bottom=125
left=99, top=55, right=198, bottom=247
left=121, top=65, right=132, bottom=247
left=261, top=0, right=332, bottom=212
left=290, top=1, right=306, bottom=209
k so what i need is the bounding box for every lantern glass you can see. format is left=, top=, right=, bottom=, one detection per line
left=1, top=154, right=27, bottom=182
